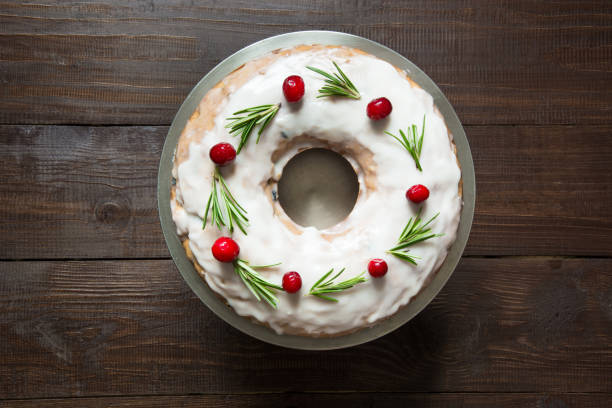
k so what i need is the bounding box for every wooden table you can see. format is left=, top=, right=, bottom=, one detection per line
left=1, top=1, right=611, bottom=406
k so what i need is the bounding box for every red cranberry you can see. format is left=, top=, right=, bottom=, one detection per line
left=283, top=75, right=305, bottom=102
left=366, top=97, right=392, bottom=120
left=282, top=271, right=302, bottom=293
left=406, top=184, right=430, bottom=203
left=211, top=237, right=240, bottom=263
left=209, top=143, right=236, bottom=166
left=368, top=259, right=388, bottom=278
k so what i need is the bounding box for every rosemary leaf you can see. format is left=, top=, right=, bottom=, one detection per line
left=387, top=209, right=443, bottom=263
left=234, top=259, right=283, bottom=308
left=385, top=115, right=426, bottom=171
left=308, top=268, right=367, bottom=302
left=306, top=62, right=361, bottom=99
left=203, top=168, right=248, bottom=234
left=226, top=103, right=280, bottom=154
left=386, top=250, right=419, bottom=265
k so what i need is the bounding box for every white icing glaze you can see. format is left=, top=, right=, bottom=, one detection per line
left=171, top=47, right=461, bottom=336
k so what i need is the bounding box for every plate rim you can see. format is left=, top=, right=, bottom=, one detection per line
left=157, top=30, right=476, bottom=350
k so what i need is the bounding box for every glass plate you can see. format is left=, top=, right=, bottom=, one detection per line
left=157, top=31, right=475, bottom=350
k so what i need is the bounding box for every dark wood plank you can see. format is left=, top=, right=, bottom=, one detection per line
left=469, top=124, right=612, bottom=256
left=0, top=0, right=610, bottom=125
left=0, top=258, right=610, bottom=398
left=0, top=125, right=167, bottom=259
left=1, top=124, right=611, bottom=259
left=0, top=393, right=608, bottom=408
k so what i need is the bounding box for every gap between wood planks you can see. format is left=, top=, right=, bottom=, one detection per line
left=0, top=255, right=610, bottom=263
left=0, top=392, right=610, bottom=408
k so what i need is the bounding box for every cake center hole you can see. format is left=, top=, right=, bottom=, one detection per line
left=278, top=148, right=359, bottom=229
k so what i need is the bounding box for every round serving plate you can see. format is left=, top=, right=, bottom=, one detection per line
left=158, top=30, right=475, bottom=350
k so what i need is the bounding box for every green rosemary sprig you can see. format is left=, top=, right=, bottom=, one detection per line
left=387, top=209, right=443, bottom=264
left=225, top=103, right=280, bottom=154
left=203, top=168, right=248, bottom=234
left=385, top=115, right=426, bottom=171
left=306, top=62, right=360, bottom=99
left=234, top=259, right=283, bottom=308
left=308, top=268, right=367, bottom=302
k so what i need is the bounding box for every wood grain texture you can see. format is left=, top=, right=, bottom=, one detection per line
left=469, top=124, right=612, bottom=256
left=0, top=0, right=611, bottom=125
left=1, top=124, right=611, bottom=259
left=0, top=393, right=609, bottom=408
left=0, top=258, right=610, bottom=398
left=0, top=125, right=167, bottom=259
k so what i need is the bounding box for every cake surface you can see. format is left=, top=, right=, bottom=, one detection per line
left=171, top=45, right=462, bottom=337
